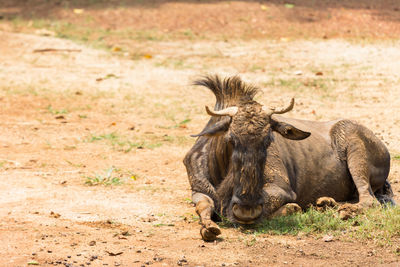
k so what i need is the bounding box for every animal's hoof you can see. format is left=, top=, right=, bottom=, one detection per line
left=316, top=197, right=338, bottom=211
left=271, top=203, right=302, bottom=218
left=200, top=221, right=221, bottom=242
left=358, top=197, right=378, bottom=209
left=285, top=203, right=302, bottom=215
left=338, top=203, right=361, bottom=220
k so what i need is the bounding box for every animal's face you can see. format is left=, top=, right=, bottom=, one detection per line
left=193, top=99, right=310, bottom=224
left=225, top=104, right=271, bottom=224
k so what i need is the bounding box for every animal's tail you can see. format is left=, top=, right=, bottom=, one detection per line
left=375, top=180, right=396, bottom=206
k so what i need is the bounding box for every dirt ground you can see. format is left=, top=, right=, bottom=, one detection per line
left=1, top=2, right=400, bottom=267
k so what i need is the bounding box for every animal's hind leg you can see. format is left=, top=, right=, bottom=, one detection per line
left=346, top=138, right=377, bottom=208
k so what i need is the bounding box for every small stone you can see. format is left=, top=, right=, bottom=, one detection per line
left=89, top=240, right=96, bottom=246
left=322, top=235, right=334, bottom=242
left=294, top=70, right=303, bottom=75
left=177, top=256, right=188, bottom=266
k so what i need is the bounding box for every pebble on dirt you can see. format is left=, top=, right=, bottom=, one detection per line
left=177, top=255, right=188, bottom=266
left=322, top=235, right=334, bottom=242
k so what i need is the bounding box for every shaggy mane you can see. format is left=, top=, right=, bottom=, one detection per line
left=193, top=75, right=259, bottom=110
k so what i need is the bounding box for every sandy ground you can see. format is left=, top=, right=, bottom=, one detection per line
left=0, top=30, right=399, bottom=267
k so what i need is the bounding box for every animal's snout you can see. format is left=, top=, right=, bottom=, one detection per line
left=232, top=203, right=263, bottom=224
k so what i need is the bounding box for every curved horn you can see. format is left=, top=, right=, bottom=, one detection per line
left=205, top=106, right=238, bottom=117
left=262, top=98, right=295, bottom=116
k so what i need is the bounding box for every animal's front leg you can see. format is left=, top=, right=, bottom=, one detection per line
left=193, top=193, right=221, bottom=241
left=263, top=182, right=299, bottom=218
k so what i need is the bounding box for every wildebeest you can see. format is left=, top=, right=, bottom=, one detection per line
left=183, top=75, right=394, bottom=241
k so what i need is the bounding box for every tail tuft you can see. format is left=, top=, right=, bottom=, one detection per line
left=375, top=180, right=396, bottom=206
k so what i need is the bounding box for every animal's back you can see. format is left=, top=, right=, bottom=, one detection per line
left=267, top=116, right=357, bottom=207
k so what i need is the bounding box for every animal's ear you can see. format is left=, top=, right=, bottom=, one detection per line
left=271, top=120, right=311, bottom=140
left=191, top=117, right=231, bottom=137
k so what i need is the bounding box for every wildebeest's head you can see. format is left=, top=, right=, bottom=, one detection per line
left=192, top=75, right=310, bottom=224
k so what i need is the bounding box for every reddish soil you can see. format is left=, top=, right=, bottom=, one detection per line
left=0, top=2, right=400, bottom=267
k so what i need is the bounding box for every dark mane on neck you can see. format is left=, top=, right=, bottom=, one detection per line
left=193, top=75, right=259, bottom=110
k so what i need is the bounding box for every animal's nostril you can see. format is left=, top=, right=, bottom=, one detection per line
left=232, top=194, right=263, bottom=208
left=231, top=195, right=243, bottom=206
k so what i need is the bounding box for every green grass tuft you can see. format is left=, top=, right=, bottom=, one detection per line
left=86, top=132, right=162, bottom=152
left=84, top=167, right=123, bottom=186
left=255, top=207, right=351, bottom=235
left=47, top=105, right=68, bottom=115
left=352, top=206, right=400, bottom=245
left=252, top=206, right=400, bottom=246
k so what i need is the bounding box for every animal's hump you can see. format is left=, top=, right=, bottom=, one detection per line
left=193, top=75, right=259, bottom=110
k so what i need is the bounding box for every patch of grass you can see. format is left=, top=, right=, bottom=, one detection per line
left=253, top=206, right=400, bottom=246
left=87, top=132, right=119, bottom=143
left=352, top=206, right=400, bottom=245
left=183, top=198, right=193, bottom=204
left=255, top=207, right=350, bottom=235
left=191, top=215, right=200, bottom=222
left=244, top=235, right=257, bottom=247
left=303, top=77, right=330, bottom=92
left=154, top=58, right=193, bottom=70
left=264, top=78, right=303, bottom=92
left=66, top=160, right=85, bottom=168
left=249, top=64, right=263, bottom=72
left=393, top=154, right=400, bottom=161
left=63, top=145, right=77, bottom=150
left=44, top=140, right=53, bottom=149
left=162, top=135, right=192, bottom=146
left=153, top=223, right=175, bottom=227
left=134, top=185, right=168, bottom=194
left=132, top=29, right=166, bottom=41
left=86, top=132, right=162, bottom=152
left=263, top=76, right=338, bottom=100
left=47, top=105, right=68, bottom=115
left=87, top=129, right=191, bottom=151
left=158, top=118, right=191, bottom=129
left=84, top=166, right=123, bottom=186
